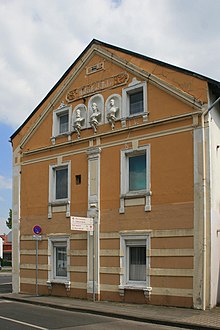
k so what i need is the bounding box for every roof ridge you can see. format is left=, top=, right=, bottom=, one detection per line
left=10, top=39, right=220, bottom=141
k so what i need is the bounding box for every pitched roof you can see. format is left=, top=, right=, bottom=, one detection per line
left=10, top=38, right=220, bottom=141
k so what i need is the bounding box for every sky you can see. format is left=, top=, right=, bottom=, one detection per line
left=0, top=0, right=220, bottom=234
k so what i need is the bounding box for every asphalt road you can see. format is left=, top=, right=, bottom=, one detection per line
left=0, top=299, right=188, bottom=329
left=0, top=277, right=189, bottom=329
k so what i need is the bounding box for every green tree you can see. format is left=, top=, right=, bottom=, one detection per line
left=6, top=209, right=12, bottom=230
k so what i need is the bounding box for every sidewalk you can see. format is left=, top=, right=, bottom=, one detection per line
left=0, top=267, right=12, bottom=273
left=1, top=292, right=220, bottom=329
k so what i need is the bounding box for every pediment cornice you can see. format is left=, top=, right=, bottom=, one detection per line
left=19, top=44, right=204, bottom=149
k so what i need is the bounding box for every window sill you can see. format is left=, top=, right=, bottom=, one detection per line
left=128, top=112, right=145, bottom=118
left=121, top=112, right=149, bottom=126
left=121, top=190, right=152, bottom=198
left=119, top=191, right=152, bottom=213
left=57, top=131, right=71, bottom=137
left=47, top=280, right=71, bottom=291
left=51, top=132, right=71, bottom=144
left=118, top=284, right=152, bottom=297
left=49, top=200, right=70, bottom=206
left=48, top=200, right=70, bottom=219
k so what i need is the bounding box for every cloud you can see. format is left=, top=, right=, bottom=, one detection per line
left=0, top=0, right=220, bottom=130
left=0, top=175, right=12, bottom=190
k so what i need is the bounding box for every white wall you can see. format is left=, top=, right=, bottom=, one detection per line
left=209, top=96, right=220, bottom=307
left=12, top=146, right=21, bottom=293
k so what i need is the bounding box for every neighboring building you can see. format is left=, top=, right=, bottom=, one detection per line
left=0, top=232, right=12, bottom=262
left=0, top=237, right=3, bottom=263
left=11, top=39, right=220, bottom=309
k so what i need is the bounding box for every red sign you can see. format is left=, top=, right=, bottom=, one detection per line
left=33, top=225, right=42, bottom=235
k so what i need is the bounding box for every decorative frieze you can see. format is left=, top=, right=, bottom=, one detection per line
left=66, top=72, right=129, bottom=102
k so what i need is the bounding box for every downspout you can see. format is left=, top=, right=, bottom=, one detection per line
left=201, top=96, right=220, bottom=310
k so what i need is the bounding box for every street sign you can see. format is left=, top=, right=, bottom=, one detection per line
left=33, top=225, right=42, bottom=235
left=33, top=235, right=42, bottom=240
left=70, top=216, right=93, bottom=232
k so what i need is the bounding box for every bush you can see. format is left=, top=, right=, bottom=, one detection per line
left=1, top=259, right=12, bottom=267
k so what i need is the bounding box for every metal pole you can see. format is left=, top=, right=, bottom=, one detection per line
left=92, top=226, right=95, bottom=302
left=36, top=238, right=38, bottom=296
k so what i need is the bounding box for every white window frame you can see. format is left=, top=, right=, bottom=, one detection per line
left=48, top=161, right=71, bottom=218
left=119, top=232, right=151, bottom=295
left=49, top=162, right=70, bottom=204
left=52, top=105, right=72, bottom=138
left=47, top=236, right=70, bottom=285
left=126, top=240, right=146, bottom=284
left=122, top=81, right=147, bottom=119
left=53, top=242, right=67, bottom=279
left=119, top=145, right=151, bottom=213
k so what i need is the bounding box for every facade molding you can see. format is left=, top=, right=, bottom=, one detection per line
left=150, top=249, right=194, bottom=257
left=19, top=228, right=194, bottom=242
left=21, top=125, right=194, bottom=165
left=150, top=268, right=193, bottom=277
left=152, top=288, right=193, bottom=297
left=22, top=111, right=201, bottom=158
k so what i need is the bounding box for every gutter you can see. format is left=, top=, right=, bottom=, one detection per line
left=201, top=95, right=220, bottom=310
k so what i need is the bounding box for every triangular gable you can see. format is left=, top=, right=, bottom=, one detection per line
left=12, top=39, right=216, bottom=148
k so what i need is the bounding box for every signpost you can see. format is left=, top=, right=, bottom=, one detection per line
left=70, top=216, right=93, bottom=232
left=33, top=225, right=42, bottom=296
left=70, top=216, right=95, bottom=301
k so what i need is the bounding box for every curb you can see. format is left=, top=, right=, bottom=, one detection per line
left=1, top=295, right=219, bottom=330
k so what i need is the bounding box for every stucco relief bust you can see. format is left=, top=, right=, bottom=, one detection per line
left=89, top=102, right=101, bottom=133
left=107, top=98, right=119, bottom=129
left=73, top=108, right=84, bottom=138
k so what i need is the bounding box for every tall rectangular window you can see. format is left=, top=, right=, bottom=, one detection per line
left=55, top=245, right=67, bottom=277
left=122, top=81, right=147, bottom=120
left=48, top=236, right=70, bottom=283
left=129, top=246, right=146, bottom=281
left=59, top=113, right=69, bottom=134
left=119, top=234, right=151, bottom=292
left=49, top=163, right=70, bottom=207
left=129, top=154, right=146, bottom=191
left=55, top=167, right=68, bottom=200
left=120, top=145, right=151, bottom=213
left=129, top=91, right=143, bottom=115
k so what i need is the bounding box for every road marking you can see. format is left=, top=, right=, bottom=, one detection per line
left=0, top=315, right=48, bottom=329
left=0, top=282, right=12, bottom=285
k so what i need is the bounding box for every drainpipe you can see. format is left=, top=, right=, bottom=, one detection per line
left=201, top=96, right=220, bottom=310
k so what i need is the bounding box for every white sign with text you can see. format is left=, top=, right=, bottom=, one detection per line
left=70, top=216, right=93, bottom=232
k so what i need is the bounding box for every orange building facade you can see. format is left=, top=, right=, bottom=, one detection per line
left=11, top=40, right=220, bottom=309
